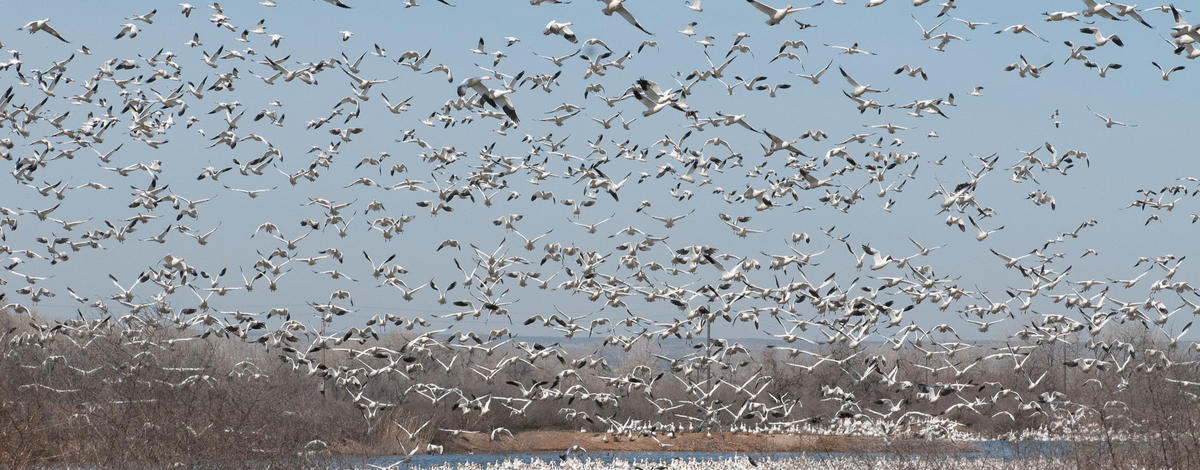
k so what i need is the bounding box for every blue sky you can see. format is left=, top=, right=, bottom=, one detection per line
left=2, top=0, right=1198, bottom=343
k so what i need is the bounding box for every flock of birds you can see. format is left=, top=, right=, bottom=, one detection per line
left=4, top=0, right=1200, bottom=466
left=350, top=454, right=1070, bottom=470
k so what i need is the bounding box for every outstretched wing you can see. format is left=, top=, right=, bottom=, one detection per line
left=839, top=67, right=860, bottom=87
left=616, top=6, right=653, bottom=35
left=746, top=0, right=778, bottom=17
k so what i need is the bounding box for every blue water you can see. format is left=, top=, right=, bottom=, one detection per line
left=351, top=440, right=1073, bottom=468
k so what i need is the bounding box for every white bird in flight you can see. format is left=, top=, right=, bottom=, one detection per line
left=597, top=0, right=653, bottom=35
left=19, top=18, right=69, bottom=42
left=745, top=0, right=824, bottom=26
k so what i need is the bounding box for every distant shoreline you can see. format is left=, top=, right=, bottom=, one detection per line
left=335, top=431, right=981, bottom=456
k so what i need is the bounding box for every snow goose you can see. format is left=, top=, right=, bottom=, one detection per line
left=598, top=0, right=653, bottom=35
left=839, top=67, right=886, bottom=97
left=1152, top=61, right=1185, bottom=80
left=995, top=24, right=1049, bottom=42
left=952, top=17, right=991, bottom=29
left=19, top=19, right=69, bottom=42
left=1088, top=106, right=1133, bottom=127
left=544, top=20, right=579, bottom=43
left=1110, top=2, right=1153, bottom=26
left=792, top=59, right=833, bottom=84
left=1083, top=60, right=1122, bottom=78
left=1082, top=0, right=1121, bottom=20
left=745, top=0, right=823, bottom=26
left=894, top=64, right=928, bottom=80
left=1080, top=27, right=1124, bottom=46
